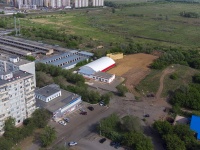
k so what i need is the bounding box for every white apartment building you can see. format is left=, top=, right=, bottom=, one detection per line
left=0, top=54, right=36, bottom=135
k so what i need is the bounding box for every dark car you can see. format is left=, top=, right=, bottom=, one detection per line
left=110, top=141, right=116, bottom=146
left=88, top=106, right=94, bottom=111
left=80, top=111, right=87, bottom=115
left=99, top=138, right=106, bottom=143
left=114, top=142, right=121, bottom=149
left=144, top=114, right=150, bottom=117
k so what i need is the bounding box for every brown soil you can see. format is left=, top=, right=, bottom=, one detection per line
left=108, top=53, right=158, bottom=94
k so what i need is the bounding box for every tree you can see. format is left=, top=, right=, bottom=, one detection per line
left=3, top=118, right=22, bottom=144
left=32, top=109, right=50, bottom=128
left=120, top=116, right=142, bottom=132
left=40, top=126, right=56, bottom=147
left=25, top=56, right=35, bottom=61
left=122, top=131, right=153, bottom=150
left=193, top=74, right=200, bottom=84
left=0, top=138, right=13, bottom=150
left=163, top=134, right=186, bottom=150
left=153, top=121, right=173, bottom=136
left=101, top=92, right=113, bottom=105
left=116, top=84, right=128, bottom=96
left=36, top=71, right=54, bottom=87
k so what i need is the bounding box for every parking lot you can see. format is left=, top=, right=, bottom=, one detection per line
left=48, top=102, right=117, bottom=149
left=75, top=135, right=124, bottom=150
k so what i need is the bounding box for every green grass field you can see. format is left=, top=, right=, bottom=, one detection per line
left=136, top=64, right=200, bottom=97
left=10, top=1, right=199, bottom=50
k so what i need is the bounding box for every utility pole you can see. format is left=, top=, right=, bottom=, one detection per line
left=14, top=17, right=17, bottom=36
left=18, top=18, right=20, bottom=35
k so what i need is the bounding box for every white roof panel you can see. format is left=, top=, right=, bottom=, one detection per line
left=79, top=57, right=115, bottom=74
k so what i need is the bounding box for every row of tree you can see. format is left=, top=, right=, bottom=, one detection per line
left=0, top=109, right=52, bottom=150
left=99, top=114, right=153, bottom=150
left=169, top=74, right=200, bottom=110
left=21, top=26, right=82, bottom=48
left=151, top=49, right=200, bottom=70
left=153, top=121, right=200, bottom=150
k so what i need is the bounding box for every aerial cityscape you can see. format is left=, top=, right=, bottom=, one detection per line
left=0, top=0, right=200, bottom=150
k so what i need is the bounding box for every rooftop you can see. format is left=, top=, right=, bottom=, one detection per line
left=35, top=84, right=60, bottom=98
left=78, top=51, right=94, bottom=56
left=0, top=70, right=32, bottom=86
left=0, top=54, right=30, bottom=66
left=94, top=71, right=114, bottom=79
left=36, top=89, right=80, bottom=113
left=190, top=115, right=200, bottom=140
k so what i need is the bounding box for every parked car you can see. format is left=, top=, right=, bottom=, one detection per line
left=114, top=142, right=121, bottom=149
left=80, top=111, right=87, bottom=115
left=99, top=101, right=104, bottom=106
left=144, top=114, right=150, bottom=117
left=99, top=138, right=106, bottom=143
left=88, top=106, right=94, bottom=111
left=110, top=141, right=116, bottom=146
left=58, top=120, right=67, bottom=126
left=64, top=117, right=70, bottom=123
left=68, top=141, right=77, bottom=146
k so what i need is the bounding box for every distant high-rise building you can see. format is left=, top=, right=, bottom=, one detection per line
left=0, top=54, right=36, bottom=135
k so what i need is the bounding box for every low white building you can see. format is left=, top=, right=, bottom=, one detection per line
left=36, top=84, right=82, bottom=119
left=78, top=57, right=116, bottom=83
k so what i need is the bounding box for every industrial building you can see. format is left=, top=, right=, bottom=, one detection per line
left=9, top=0, right=104, bottom=8
left=78, top=57, right=116, bottom=83
left=0, top=36, right=54, bottom=56
left=35, top=84, right=82, bottom=120
left=38, top=50, right=93, bottom=70
left=190, top=115, right=200, bottom=140
left=0, top=54, right=36, bottom=134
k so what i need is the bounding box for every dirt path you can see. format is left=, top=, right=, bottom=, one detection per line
left=156, top=68, right=175, bottom=99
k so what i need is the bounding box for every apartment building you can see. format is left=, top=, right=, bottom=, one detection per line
left=0, top=54, right=36, bottom=134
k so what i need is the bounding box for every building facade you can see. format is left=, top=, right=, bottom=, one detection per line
left=0, top=55, right=36, bottom=134
left=11, top=0, right=103, bottom=8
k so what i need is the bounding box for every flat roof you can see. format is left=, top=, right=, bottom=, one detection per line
left=0, top=36, right=50, bottom=51
left=78, top=51, right=94, bottom=56
left=0, top=44, right=32, bottom=56
left=0, top=70, right=32, bottom=86
left=36, top=89, right=80, bottom=113
left=190, top=115, right=200, bottom=140
left=0, top=54, right=31, bottom=66
left=35, top=85, right=60, bottom=98
left=94, top=71, right=114, bottom=79
left=62, top=56, right=87, bottom=68
left=39, top=52, right=88, bottom=68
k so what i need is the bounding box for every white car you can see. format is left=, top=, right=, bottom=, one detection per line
left=68, top=141, right=77, bottom=146
left=58, top=120, right=67, bottom=126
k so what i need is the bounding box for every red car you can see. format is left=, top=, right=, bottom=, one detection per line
left=80, top=111, right=87, bottom=115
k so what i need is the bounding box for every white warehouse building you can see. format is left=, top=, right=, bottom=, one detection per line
left=78, top=57, right=116, bottom=83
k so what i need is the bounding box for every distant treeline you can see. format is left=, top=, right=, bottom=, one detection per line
left=180, top=11, right=199, bottom=18
left=165, top=0, right=200, bottom=3
left=104, top=1, right=149, bottom=8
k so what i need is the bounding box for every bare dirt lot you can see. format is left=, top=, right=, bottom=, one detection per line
left=108, top=53, right=158, bottom=94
